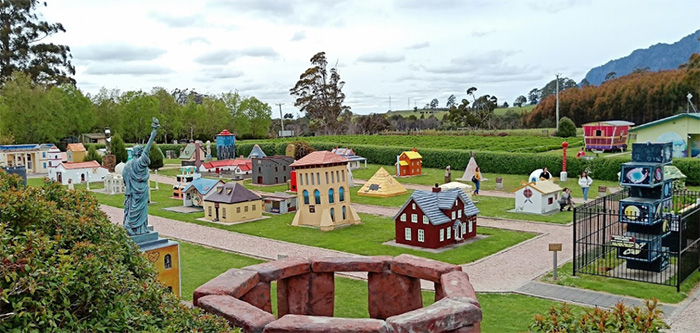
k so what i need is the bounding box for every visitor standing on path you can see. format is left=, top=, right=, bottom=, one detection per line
left=472, top=166, right=481, bottom=195
left=578, top=171, right=593, bottom=202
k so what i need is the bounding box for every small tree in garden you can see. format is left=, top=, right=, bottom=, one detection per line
left=557, top=117, right=577, bottom=137
left=148, top=143, right=164, bottom=171
left=530, top=299, right=668, bottom=332
left=85, top=145, right=102, bottom=164
left=291, top=140, right=315, bottom=160
left=111, top=133, right=128, bottom=163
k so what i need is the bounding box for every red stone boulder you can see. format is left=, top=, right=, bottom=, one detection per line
left=242, top=257, right=310, bottom=283
left=368, top=270, right=422, bottom=320
left=241, top=281, right=272, bottom=313
left=197, top=295, right=275, bottom=333
left=193, top=268, right=258, bottom=306
left=277, top=272, right=335, bottom=317
left=386, top=298, right=482, bottom=333
left=440, top=271, right=480, bottom=308
left=311, top=256, right=390, bottom=273
left=262, top=315, right=394, bottom=333
left=391, top=254, right=461, bottom=283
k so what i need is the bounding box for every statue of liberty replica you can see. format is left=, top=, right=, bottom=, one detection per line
left=123, top=117, right=159, bottom=236
left=121, top=117, right=182, bottom=297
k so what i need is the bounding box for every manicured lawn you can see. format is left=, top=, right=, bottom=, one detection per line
left=179, top=242, right=263, bottom=301
left=178, top=241, right=583, bottom=332
left=350, top=189, right=414, bottom=207
left=540, top=261, right=700, bottom=304
left=475, top=196, right=573, bottom=224
left=241, top=179, right=290, bottom=193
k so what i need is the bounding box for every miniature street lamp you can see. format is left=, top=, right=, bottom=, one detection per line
left=561, top=141, right=569, bottom=181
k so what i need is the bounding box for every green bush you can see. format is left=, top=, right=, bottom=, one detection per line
left=530, top=299, right=668, bottom=332
left=111, top=133, right=128, bottom=164
left=0, top=172, right=233, bottom=331
left=85, top=144, right=103, bottom=164
left=148, top=143, right=164, bottom=170
left=557, top=117, right=577, bottom=137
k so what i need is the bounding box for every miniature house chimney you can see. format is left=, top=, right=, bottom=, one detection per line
left=432, top=183, right=441, bottom=193
left=412, top=147, right=418, bottom=152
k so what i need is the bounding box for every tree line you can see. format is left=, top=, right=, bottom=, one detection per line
left=525, top=53, right=700, bottom=127
left=0, top=73, right=272, bottom=145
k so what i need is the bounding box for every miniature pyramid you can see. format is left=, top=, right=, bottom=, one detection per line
left=247, top=144, right=267, bottom=159
left=459, top=156, right=479, bottom=181
left=357, top=167, right=408, bottom=197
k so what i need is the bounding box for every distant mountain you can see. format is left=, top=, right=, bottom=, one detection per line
left=582, top=29, right=700, bottom=86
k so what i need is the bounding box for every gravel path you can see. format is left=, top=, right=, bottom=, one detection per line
left=668, top=291, right=700, bottom=332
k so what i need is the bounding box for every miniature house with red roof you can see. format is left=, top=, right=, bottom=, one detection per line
left=396, top=148, right=422, bottom=176
left=583, top=120, right=634, bottom=152
left=290, top=151, right=361, bottom=231
left=48, top=160, right=109, bottom=185
left=393, top=185, right=479, bottom=249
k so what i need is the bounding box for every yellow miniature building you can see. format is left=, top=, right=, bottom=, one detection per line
left=203, top=182, right=263, bottom=223
left=357, top=167, right=407, bottom=198
left=290, top=151, right=361, bottom=231
left=0, top=144, right=54, bottom=174
left=67, top=143, right=86, bottom=163
left=141, top=241, right=181, bottom=297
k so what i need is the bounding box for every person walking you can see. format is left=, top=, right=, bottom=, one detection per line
left=558, top=188, right=575, bottom=211
left=472, top=166, right=481, bottom=195
left=578, top=171, right=593, bottom=203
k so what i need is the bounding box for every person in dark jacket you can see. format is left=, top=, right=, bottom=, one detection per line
left=558, top=188, right=575, bottom=211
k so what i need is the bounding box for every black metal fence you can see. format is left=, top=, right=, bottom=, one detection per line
left=573, top=189, right=700, bottom=291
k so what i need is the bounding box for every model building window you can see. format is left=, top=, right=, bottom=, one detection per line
left=451, top=211, right=456, bottom=220
left=252, top=204, right=256, bottom=211
left=316, top=172, right=320, bottom=185
left=306, top=173, right=309, bottom=185
left=342, top=206, right=346, bottom=220
left=458, top=210, right=462, bottom=218
left=339, top=187, right=345, bottom=201
left=330, top=208, right=335, bottom=222
left=447, top=228, right=451, bottom=239
left=237, top=207, right=241, bottom=213
left=275, top=167, right=278, bottom=172
left=328, top=188, right=335, bottom=203
left=208, top=206, right=212, bottom=217
left=418, top=230, right=425, bottom=242
left=326, top=172, right=329, bottom=184
left=405, top=228, right=411, bottom=241
left=311, top=173, right=315, bottom=185
left=548, top=197, right=553, bottom=205
left=468, top=220, right=473, bottom=233
left=400, top=213, right=406, bottom=222
left=164, top=254, right=172, bottom=269
left=412, top=203, right=416, bottom=210
left=314, top=189, right=321, bottom=204
left=342, top=170, right=345, bottom=182
left=423, top=216, right=428, bottom=224
left=303, top=190, right=309, bottom=204
left=440, top=229, right=444, bottom=241
left=222, top=208, right=226, bottom=219
left=245, top=206, right=249, bottom=212
left=331, top=171, right=335, bottom=183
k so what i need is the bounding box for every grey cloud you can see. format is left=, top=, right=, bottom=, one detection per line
left=183, top=36, right=211, bottom=45
left=195, top=47, right=279, bottom=65
left=405, top=42, right=430, bottom=50
left=195, top=68, right=244, bottom=82
left=471, top=29, right=496, bottom=38
left=394, top=0, right=471, bottom=10
left=291, top=30, right=307, bottom=41
left=74, top=44, right=166, bottom=62
left=357, top=52, right=405, bottom=63
left=149, top=12, right=204, bottom=28
left=209, top=0, right=348, bottom=27
left=84, top=64, right=173, bottom=76
left=209, top=0, right=294, bottom=16
left=529, top=0, right=589, bottom=13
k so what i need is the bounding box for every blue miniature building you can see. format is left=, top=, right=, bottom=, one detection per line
left=216, top=129, right=236, bottom=160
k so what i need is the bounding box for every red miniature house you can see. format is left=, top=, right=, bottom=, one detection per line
left=396, top=148, right=422, bottom=176
left=393, top=186, right=479, bottom=249
left=583, top=120, right=634, bottom=152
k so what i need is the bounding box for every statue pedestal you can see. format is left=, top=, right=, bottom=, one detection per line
left=560, top=171, right=568, bottom=182
left=103, top=155, right=116, bottom=172
left=131, top=231, right=181, bottom=298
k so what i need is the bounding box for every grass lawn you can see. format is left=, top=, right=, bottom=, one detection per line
left=475, top=196, right=573, bottom=224
left=178, top=241, right=583, bottom=332
left=241, top=179, right=290, bottom=193
left=540, top=261, right=700, bottom=304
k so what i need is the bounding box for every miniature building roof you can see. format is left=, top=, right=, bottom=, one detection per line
left=331, top=148, right=366, bottom=161
left=82, top=133, right=106, bottom=139
left=204, top=182, right=261, bottom=204
left=184, top=178, right=224, bottom=195
left=67, top=143, right=86, bottom=152
left=512, top=181, right=562, bottom=194
left=59, top=161, right=101, bottom=170
left=439, top=182, right=472, bottom=191
left=290, top=151, right=349, bottom=167
left=394, top=188, right=479, bottom=225
left=582, top=120, right=635, bottom=127
left=248, top=144, right=267, bottom=159
left=358, top=167, right=407, bottom=197
left=0, top=144, right=54, bottom=152
left=398, top=160, right=409, bottom=166
left=401, top=151, right=422, bottom=160
left=202, top=158, right=251, bottom=170
left=630, top=113, right=700, bottom=132
left=664, top=165, right=686, bottom=180
left=217, top=129, right=234, bottom=136
left=261, top=191, right=297, bottom=200
left=253, top=155, right=295, bottom=164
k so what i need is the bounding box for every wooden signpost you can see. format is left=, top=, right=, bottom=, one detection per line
left=549, top=243, right=562, bottom=280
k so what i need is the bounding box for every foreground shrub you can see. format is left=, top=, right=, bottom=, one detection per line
left=530, top=299, right=668, bottom=332
left=0, top=172, right=232, bottom=331
left=557, top=117, right=577, bottom=138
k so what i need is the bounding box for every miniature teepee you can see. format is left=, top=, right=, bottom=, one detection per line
left=247, top=144, right=267, bottom=159
left=459, top=156, right=479, bottom=182
left=358, top=167, right=408, bottom=197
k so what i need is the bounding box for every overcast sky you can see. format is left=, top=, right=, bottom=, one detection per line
left=43, top=0, right=700, bottom=116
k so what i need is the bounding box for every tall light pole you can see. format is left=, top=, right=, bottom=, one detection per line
left=276, top=103, right=284, bottom=135
left=555, top=73, right=561, bottom=132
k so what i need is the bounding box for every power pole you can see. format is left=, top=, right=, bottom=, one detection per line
left=389, top=95, right=392, bottom=111
left=276, top=103, right=285, bottom=135
left=555, top=73, right=561, bottom=131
